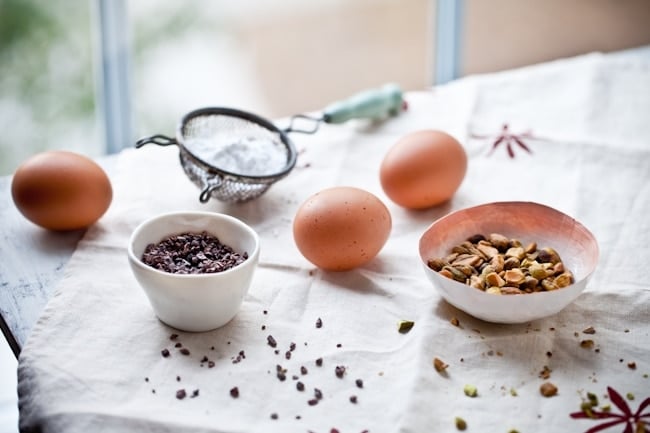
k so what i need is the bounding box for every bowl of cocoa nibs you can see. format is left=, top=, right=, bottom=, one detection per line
left=419, top=202, right=599, bottom=323
left=128, top=211, right=260, bottom=332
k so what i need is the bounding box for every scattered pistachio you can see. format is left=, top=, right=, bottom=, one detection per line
left=463, top=384, right=478, bottom=397
left=580, top=339, right=595, bottom=349
left=587, top=392, right=599, bottom=406
left=627, top=392, right=635, bottom=401
left=601, top=404, right=611, bottom=412
left=582, top=326, right=596, bottom=335
left=508, top=430, right=520, bottom=433
left=455, top=417, right=467, bottom=431
left=510, top=388, right=518, bottom=397
left=540, top=382, right=558, bottom=397
left=433, top=357, right=449, bottom=373
left=398, top=320, right=415, bottom=334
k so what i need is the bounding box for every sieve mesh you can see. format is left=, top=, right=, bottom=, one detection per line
left=176, top=109, right=296, bottom=203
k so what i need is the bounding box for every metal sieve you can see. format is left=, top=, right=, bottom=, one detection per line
left=135, top=83, right=404, bottom=203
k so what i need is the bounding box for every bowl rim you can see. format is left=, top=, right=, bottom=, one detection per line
left=127, top=210, right=260, bottom=279
left=418, top=201, right=600, bottom=297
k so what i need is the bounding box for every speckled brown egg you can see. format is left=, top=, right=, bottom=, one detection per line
left=380, top=130, right=467, bottom=209
left=293, top=186, right=392, bottom=271
left=11, top=150, right=113, bottom=231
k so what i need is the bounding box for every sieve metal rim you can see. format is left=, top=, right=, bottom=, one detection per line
left=175, top=106, right=298, bottom=181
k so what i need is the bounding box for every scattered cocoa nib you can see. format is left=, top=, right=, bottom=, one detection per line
left=267, top=335, right=277, bottom=348
left=355, top=379, right=364, bottom=388
left=316, top=318, right=323, bottom=328
left=208, top=361, right=215, bottom=368
left=297, top=382, right=305, bottom=391
left=582, top=326, right=596, bottom=335
left=308, top=398, right=318, bottom=406
left=336, top=343, right=342, bottom=348
left=180, top=348, right=190, bottom=356
left=285, top=351, right=292, bottom=360
left=628, top=362, right=637, bottom=370
left=161, top=349, right=170, bottom=358
left=170, top=334, right=179, bottom=340
left=191, top=389, right=199, bottom=398
left=335, top=365, right=346, bottom=378
left=201, top=356, right=209, bottom=363
left=270, top=413, right=278, bottom=420
left=540, top=382, right=558, bottom=397
left=301, top=366, right=308, bottom=375
left=175, top=342, right=182, bottom=348
left=230, top=387, right=239, bottom=398
left=316, top=358, right=323, bottom=367
left=176, top=375, right=181, bottom=382
left=290, top=342, right=296, bottom=351
left=314, top=388, right=323, bottom=400
left=349, top=395, right=358, bottom=404
left=176, top=389, right=187, bottom=400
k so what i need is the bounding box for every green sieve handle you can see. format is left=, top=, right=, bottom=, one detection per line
left=322, top=83, right=404, bottom=124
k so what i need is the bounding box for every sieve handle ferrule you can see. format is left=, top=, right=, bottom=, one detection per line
left=135, top=134, right=177, bottom=148
left=322, top=83, right=404, bottom=125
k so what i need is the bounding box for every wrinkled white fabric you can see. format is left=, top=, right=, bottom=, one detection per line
left=18, top=47, right=650, bottom=433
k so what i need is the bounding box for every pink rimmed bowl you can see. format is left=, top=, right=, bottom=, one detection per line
left=419, top=202, right=599, bottom=323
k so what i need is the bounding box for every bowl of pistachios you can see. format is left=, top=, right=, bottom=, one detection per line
left=419, top=201, right=599, bottom=323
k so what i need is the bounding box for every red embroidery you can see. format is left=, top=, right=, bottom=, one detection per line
left=570, top=387, right=649, bottom=433
left=470, top=124, right=535, bottom=158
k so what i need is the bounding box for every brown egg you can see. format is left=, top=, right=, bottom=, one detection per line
left=11, top=150, right=113, bottom=231
left=293, top=186, right=392, bottom=271
left=380, top=130, right=467, bottom=209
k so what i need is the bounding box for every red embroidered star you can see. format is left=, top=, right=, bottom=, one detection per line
left=470, top=123, right=535, bottom=158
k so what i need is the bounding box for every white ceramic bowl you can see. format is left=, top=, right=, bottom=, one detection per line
left=128, top=211, right=260, bottom=332
left=419, top=202, right=599, bottom=324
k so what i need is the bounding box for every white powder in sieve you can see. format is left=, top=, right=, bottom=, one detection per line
left=185, top=136, right=288, bottom=176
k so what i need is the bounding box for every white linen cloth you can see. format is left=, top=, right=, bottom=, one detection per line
left=18, top=47, right=650, bottom=433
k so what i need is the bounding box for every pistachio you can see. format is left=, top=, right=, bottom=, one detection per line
left=398, top=320, right=415, bottom=334
left=504, top=268, right=526, bottom=285
left=538, top=247, right=561, bottom=264
left=453, top=254, right=483, bottom=268
left=524, top=241, right=537, bottom=254
left=433, top=357, right=449, bottom=373
left=452, top=244, right=471, bottom=255
left=429, top=234, right=571, bottom=295
left=427, top=258, right=447, bottom=272
left=485, top=272, right=505, bottom=288
left=500, top=286, right=524, bottom=295
left=505, top=247, right=525, bottom=260
left=555, top=272, right=574, bottom=288
left=477, top=243, right=499, bottom=259
left=490, top=254, right=505, bottom=273
left=463, top=384, right=478, bottom=397
left=469, top=275, right=485, bottom=290
left=452, top=263, right=476, bottom=277
left=443, top=265, right=467, bottom=283
left=439, top=268, right=454, bottom=280
left=488, top=233, right=510, bottom=251
left=529, top=262, right=549, bottom=280
left=540, top=382, right=558, bottom=397
left=503, top=256, right=521, bottom=270
left=466, top=234, right=485, bottom=244
left=541, top=279, right=560, bottom=291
